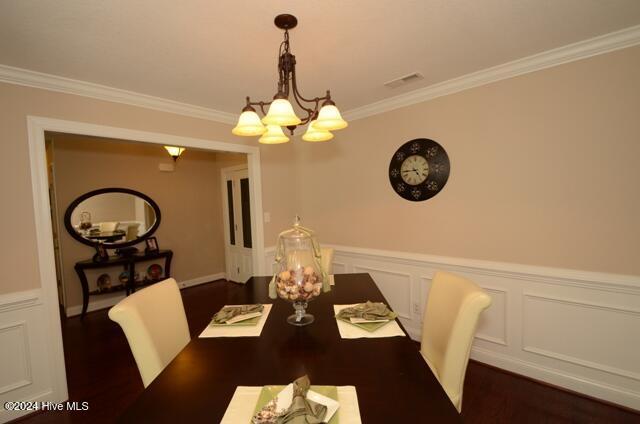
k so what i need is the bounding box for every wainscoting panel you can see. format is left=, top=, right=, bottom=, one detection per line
left=476, top=287, right=508, bottom=346
left=0, top=321, right=32, bottom=395
left=352, top=266, right=412, bottom=319
left=0, top=290, right=58, bottom=422
left=523, top=293, right=640, bottom=382
left=332, top=261, right=347, bottom=275
left=263, top=244, right=640, bottom=410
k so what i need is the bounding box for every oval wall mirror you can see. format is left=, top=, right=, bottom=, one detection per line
left=64, top=188, right=161, bottom=248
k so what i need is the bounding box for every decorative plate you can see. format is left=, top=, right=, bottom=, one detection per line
left=336, top=316, right=394, bottom=332
left=147, top=264, right=163, bottom=280
left=388, top=138, right=450, bottom=201
left=97, top=273, right=111, bottom=291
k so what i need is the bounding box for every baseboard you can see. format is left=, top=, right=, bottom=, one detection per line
left=402, top=325, right=421, bottom=342
left=470, top=347, right=640, bottom=411
left=65, top=272, right=227, bottom=317
left=176, top=272, right=226, bottom=289
left=65, top=294, right=126, bottom=317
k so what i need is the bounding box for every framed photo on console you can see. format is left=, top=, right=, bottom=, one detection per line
left=145, top=237, right=159, bottom=253
left=93, top=243, right=109, bottom=263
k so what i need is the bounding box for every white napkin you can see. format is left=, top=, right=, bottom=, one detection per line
left=333, top=304, right=406, bottom=339
left=199, top=304, right=273, bottom=338
left=220, top=386, right=361, bottom=423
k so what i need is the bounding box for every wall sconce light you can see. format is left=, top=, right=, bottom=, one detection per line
left=164, top=146, right=185, bottom=161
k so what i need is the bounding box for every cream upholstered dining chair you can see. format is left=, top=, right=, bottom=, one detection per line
left=125, top=223, right=140, bottom=241
left=99, top=221, right=119, bottom=232
left=320, top=247, right=334, bottom=275
left=108, top=278, right=190, bottom=387
left=420, top=271, right=491, bottom=412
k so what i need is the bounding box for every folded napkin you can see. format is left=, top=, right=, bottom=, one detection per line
left=212, top=304, right=263, bottom=324
left=252, top=375, right=327, bottom=424
left=335, top=301, right=397, bottom=321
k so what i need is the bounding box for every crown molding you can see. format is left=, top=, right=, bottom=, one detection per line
left=1, top=25, right=639, bottom=125
left=343, top=24, right=640, bottom=121
left=0, top=64, right=237, bottom=124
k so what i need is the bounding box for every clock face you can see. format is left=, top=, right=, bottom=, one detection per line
left=400, top=155, right=429, bottom=185
left=388, top=138, right=450, bottom=202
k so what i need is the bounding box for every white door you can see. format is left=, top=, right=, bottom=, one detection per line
left=222, top=168, right=253, bottom=283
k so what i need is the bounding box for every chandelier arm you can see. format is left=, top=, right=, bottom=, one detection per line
left=245, top=100, right=272, bottom=116
left=298, top=114, right=314, bottom=126
left=291, top=87, right=317, bottom=116
left=290, top=68, right=331, bottom=104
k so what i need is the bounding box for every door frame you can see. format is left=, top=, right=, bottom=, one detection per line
left=221, top=165, right=251, bottom=281
left=26, top=116, right=266, bottom=403
left=46, top=157, right=67, bottom=309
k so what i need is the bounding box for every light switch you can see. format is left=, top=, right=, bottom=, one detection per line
left=263, top=212, right=271, bottom=223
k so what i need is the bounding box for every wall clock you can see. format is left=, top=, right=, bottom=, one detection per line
left=388, top=138, right=450, bottom=201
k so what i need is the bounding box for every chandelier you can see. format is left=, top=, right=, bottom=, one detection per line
left=232, top=14, right=348, bottom=144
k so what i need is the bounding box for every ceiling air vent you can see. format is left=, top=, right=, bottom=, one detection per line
left=383, top=72, right=424, bottom=89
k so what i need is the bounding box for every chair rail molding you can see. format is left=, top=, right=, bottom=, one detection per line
left=266, top=244, right=640, bottom=410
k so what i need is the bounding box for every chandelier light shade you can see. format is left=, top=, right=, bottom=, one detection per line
left=164, top=146, right=185, bottom=161
left=262, top=98, right=301, bottom=126
left=302, top=120, right=334, bottom=142
left=259, top=124, right=290, bottom=144
left=232, top=14, right=347, bottom=144
left=232, top=107, right=266, bottom=136
left=314, top=101, right=349, bottom=131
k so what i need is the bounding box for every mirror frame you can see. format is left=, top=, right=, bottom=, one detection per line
left=63, top=187, right=162, bottom=248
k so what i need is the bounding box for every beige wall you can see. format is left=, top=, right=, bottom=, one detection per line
left=50, top=134, right=246, bottom=308
left=0, top=82, right=297, bottom=295
left=2, top=44, right=638, bottom=299
left=294, top=45, right=640, bottom=275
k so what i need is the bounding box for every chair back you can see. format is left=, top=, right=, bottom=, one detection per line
left=126, top=223, right=140, bottom=240
left=99, top=221, right=119, bottom=232
left=108, top=278, right=190, bottom=387
left=320, top=247, right=334, bottom=275
left=420, top=271, right=491, bottom=412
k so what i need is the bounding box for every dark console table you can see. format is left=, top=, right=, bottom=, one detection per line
left=74, top=249, right=173, bottom=318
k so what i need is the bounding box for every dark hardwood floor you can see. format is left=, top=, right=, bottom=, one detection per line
left=12, top=280, right=639, bottom=423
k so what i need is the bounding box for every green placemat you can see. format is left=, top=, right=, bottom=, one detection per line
left=210, top=315, right=261, bottom=327
left=336, top=316, right=394, bottom=332
left=252, top=385, right=339, bottom=424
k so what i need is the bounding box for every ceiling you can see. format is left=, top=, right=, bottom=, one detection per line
left=1, top=0, right=640, bottom=115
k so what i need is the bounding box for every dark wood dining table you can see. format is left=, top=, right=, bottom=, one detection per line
left=119, top=274, right=461, bottom=423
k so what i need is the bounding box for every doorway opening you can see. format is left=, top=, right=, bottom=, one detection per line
left=27, top=116, right=265, bottom=404
left=222, top=166, right=254, bottom=283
